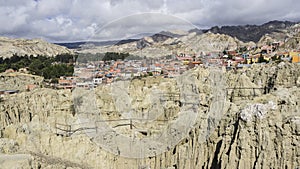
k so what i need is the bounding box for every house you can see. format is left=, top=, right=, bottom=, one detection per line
left=152, top=67, right=162, bottom=76
left=177, top=55, right=193, bottom=65
left=226, top=60, right=234, bottom=67
left=227, top=50, right=238, bottom=56
left=93, top=78, right=102, bottom=85
left=292, top=55, right=300, bottom=63
left=242, top=53, right=249, bottom=59
left=58, top=77, right=76, bottom=89
left=19, top=67, right=29, bottom=73
left=26, top=84, right=37, bottom=91
left=164, top=66, right=176, bottom=77
left=5, top=69, right=15, bottom=73
left=192, top=61, right=202, bottom=66
left=290, top=52, right=300, bottom=63
left=122, top=71, right=132, bottom=79
left=271, top=42, right=281, bottom=49
left=76, top=82, right=92, bottom=89
left=103, top=77, right=113, bottom=84
left=236, top=64, right=251, bottom=69
left=234, top=56, right=245, bottom=63
left=261, top=45, right=273, bottom=54
left=247, top=54, right=260, bottom=64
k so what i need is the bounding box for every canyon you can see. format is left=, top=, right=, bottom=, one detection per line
left=0, top=62, right=299, bottom=169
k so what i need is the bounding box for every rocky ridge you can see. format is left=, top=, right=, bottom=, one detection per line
left=73, top=20, right=300, bottom=58
left=0, top=72, right=43, bottom=91
left=0, top=62, right=299, bottom=168
left=205, top=20, right=297, bottom=42
left=0, top=37, right=73, bottom=59
left=77, top=32, right=255, bottom=57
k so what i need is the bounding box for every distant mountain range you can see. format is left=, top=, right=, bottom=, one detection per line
left=204, top=20, right=296, bottom=42
left=71, top=20, right=300, bottom=58
left=55, top=40, right=120, bottom=49
left=0, top=20, right=298, bottom=59
left=56, top=20, right=299, bottom=49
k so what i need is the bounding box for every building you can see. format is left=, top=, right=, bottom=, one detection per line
left=58, top=77, right=76, bottom=89
left=93, top=78, right=102, bottom=85
left=290, top=52, right=300, bottom=63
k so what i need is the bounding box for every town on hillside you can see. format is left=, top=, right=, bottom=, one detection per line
left=1, top=39, right=300, bottom=95
left=57, top=41, right=300, bottom=90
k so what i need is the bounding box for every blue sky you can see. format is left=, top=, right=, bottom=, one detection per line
left=0, top=0, right=299, bottom=42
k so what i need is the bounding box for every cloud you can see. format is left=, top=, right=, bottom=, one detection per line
left=92, top=13, right=196, bottom=41
left=0, top=0, right=299, bottom=42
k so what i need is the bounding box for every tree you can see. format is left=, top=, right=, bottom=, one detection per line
left=0, top=63, right=8, bottom=72
left=258, top=55, right=267, bottom=63
left=148, top=72, right=153, bottom=76
left=0, top=54, right=74, bottom=80
left=103, top=52, right=129, bottom=61
left=29, top=59, right=43, bottom=75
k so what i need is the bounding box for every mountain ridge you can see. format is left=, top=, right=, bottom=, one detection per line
left=204, top=20, right=297, bottom=42
left=55, top=20, right=298, bottom=50
left=0, top=37, right=72, bottom=58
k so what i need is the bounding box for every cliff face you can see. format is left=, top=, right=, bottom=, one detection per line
left=0, top=72, right=43, bottom=91
left=0, top=37, right=72, bottom=58
left=0, top=63, right=299, bottom=169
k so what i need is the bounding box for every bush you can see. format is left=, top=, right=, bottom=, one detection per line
left=0, top=54, right=75, bottom=80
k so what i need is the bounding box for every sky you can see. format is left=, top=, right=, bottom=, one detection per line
left=1, top=0, right=300, bottom=42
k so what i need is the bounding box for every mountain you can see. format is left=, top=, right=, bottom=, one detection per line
left=54, top=42, right=86, bottom=49
left=204, top=20, right=296, bottom=42
left=282, top=29, right=300, bottom=50
left=0, top=37, right=72, bottom=58
left=56, top=20, right=298, bottom=51
left=159, top=30, right=190, bottom=38
left=56, top=30, right=188, bottom=50
left=76, top=31, right=254, bottom=57
left=58, top=32, right=177, bottom=49
left=56, top=40, right=122, bottom=49
left=115, top=39, right=139, bottom=45
left=57, top=20, right=300, bottom=57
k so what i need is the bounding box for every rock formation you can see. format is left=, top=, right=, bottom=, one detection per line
left=0, top=62, right=299, bottom=168
left=0, top=37, right=73, bottom=58
left=0, top=72, right=43, bottom=91
left=77, top=32, right=254, bottom=58
left=204, top=20, right=297, bottom=43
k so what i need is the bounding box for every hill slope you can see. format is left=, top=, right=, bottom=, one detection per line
left=0, top=37, right=72, bottom=58
left=205, top=20, right=296, bottom=42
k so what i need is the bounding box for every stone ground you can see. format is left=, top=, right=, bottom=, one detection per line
left=0, top=62, right=299, bottom=169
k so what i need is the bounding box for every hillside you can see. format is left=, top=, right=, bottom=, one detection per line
left=57, top=21, right=299, bottom=53
left=74, top=21, right=300, bottom=57
left=76, top=32, right=255, bottom=57
left=205, top=20, right=296, bottom=42
left=0, top=37, right=72, bottom=58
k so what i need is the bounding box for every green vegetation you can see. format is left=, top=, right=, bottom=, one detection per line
left=76, top=53, right=104, bottom=63
left=77, top=52, right=138, bottom=63
left=148, top=72, right=153, bottom=76
left=258, top=54, right=268, bottom=63
left=0, top=54, right=76, bottom=80
left=125, top=54, right=143, bottom=60
left=238, top=46, right=248, bottom=53
left=103, top=52, right=129, bottom=61
left=271, top=55, right=282, bottom=63
left=0, top=52, right=134, bottom=81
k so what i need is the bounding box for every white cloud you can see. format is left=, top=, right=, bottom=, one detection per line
left=0, top=0, right=299, bottom=42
